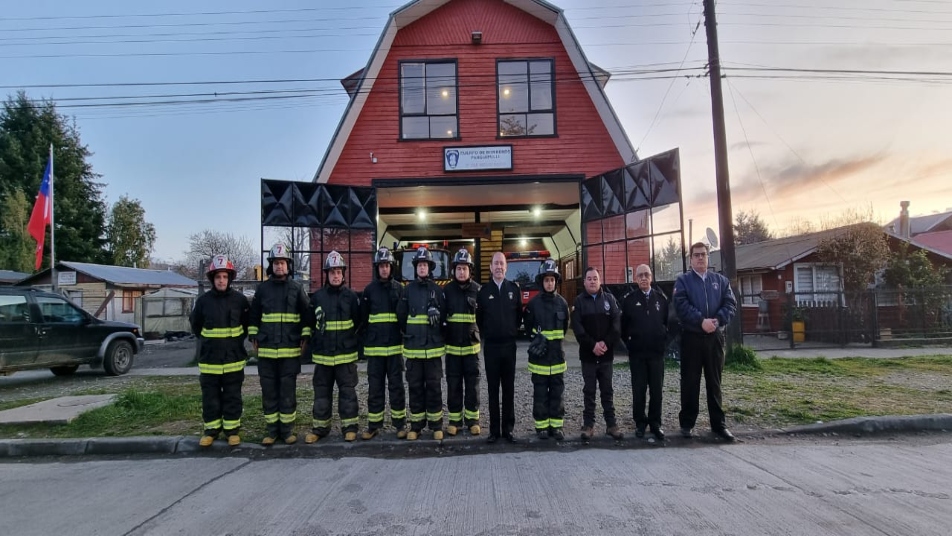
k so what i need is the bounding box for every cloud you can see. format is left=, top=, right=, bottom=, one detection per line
left=818, top=45, right=951, bottom=68
left=729, top=141, right=767, bottom=152
left=731, top=153, right=888, bottom=202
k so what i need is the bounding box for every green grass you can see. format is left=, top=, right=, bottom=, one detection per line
left=0, top=398, right=46, bottom=412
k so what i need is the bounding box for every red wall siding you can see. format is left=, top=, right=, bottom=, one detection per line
left=327, top=0, right=626, bottom=186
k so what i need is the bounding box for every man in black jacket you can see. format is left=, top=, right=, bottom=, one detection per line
left=571, top=267, right=624, bottom=441
left=191, top=255, right=250, bottom=448
left=621, top=264, right=668, bottom=441
left=476, top=251, right=522, bottom=443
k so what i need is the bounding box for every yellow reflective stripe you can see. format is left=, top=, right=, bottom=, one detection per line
left=222, top=419, right=241, bottom=430
left=368, top=411, right=384, bottom=423
left=448, top=313, right=476, bottom=323
left=198, top=360, right=246, bottom=374
left=312, top=418, right=331, bottom=428
left=261, top=313, right=301, bottom=323
left=369, top=313, right=397, bottom=323
left=403, top=346, right=445, bottom=359
left=528, top=362, right=567, bottom=375
left=257, top=347, right=302, bottom=358
left=204, top=419, right=222, bottom=429
left=445, top=344, right=480, bottom=355
left=391, top=409, right=406, bottom=419
left=264, top=413, right=279, bottom=424
left=201, top=326, right=244, bottom=338
left=325, top=320, right=354, bottom=331
left=312, top=352, right=358, bottom=365
left=407, top=315, right=429, bottom=325
left=540, top=330, right=564, bottom=340
left=535, top=419, right=549, bottom=429
left=247, top=326, right=259, bottom=335
left=426, top=410, right=443, bottom=421
left=341, top=417, right=359, bottom=426
left=364, top=345, right=402, bottom=357
left=464, top=409, right=479, bottom=420
left=301, top=327, right=312, bottom=337
left=448, top=411, right=462, bottom=421
left=549, top=418, right=564, bottom=428
left=279, top=412, right=296, bottom=424
left=410, top=412, right=426, bottom=423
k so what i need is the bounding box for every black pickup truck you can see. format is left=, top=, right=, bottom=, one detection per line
left=0, top=286, right=144, bottom=377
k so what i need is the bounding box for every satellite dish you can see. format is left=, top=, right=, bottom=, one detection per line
left=705, top=227, right=719, bottom=249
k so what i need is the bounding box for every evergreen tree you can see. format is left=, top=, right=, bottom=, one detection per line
left=106, top=195, right=156, bottom=268
left=734, top=209, right=773, bottom=245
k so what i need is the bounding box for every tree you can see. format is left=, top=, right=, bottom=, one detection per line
left=816, top=222, right=890, bottom=293
left=0, top=92, right=109, bottom=267
left=883, top=244, right=947, bottom=289
left=187, top=229, right=256, bottom=278
left=105, top=195, right=156, bottom=268
left=0, top=188, right=34, bottom=271
left=734, top=209, right=773, bottom=245
left=652, top=236, right=684, bottom=280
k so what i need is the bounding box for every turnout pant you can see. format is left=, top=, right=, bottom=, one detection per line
left=679, top=330, right=727, bottom=431
left=531, top=373, right=565, bottom=431
left=258, top=357, right=301, bottom=439
left=312, top=362, right=359, bottom=435
left=406, top=357, right=444, bottom=432
left=628, top=351, right=665, bottom=431
left=484, top=340, right=517, bottom=436
left=366, top=353, right=407, bottom=430
left=445, top=353, right=480, bottom=426
left=581, top=360, right=617, bottom=428
left=200, top=369, right=244, bottom=436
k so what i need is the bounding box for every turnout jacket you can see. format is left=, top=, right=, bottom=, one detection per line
left=672, top=270, right=736, bottom=334
left=190, top=287, right=251, bottom=374
left=397, top=278, right=447, bottom=359
left=524, top=291, right=570, bottom=375
left=571, top=288, right=622, bottom=363
left=309, top=283, right=362, bottom=365
left=621, top=286, right=669, bottom=355
left=360, top=276, right=404, bottom=357
left=443, top=279, right=481, bottom=356
left=248, top=277, right=312, bottom=359
left=475, top=279, right=523, bottom=343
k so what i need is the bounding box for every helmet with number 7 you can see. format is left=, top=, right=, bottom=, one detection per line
left=373, top=247, right=395, bottom=266
left=323, top=250, right=347, bottom=273
left=535, top=258, right=561, bottom=286
left=411, top=246, right=436, bottom=274
left=451, top=248, right=473, bottom=269
left=266, top=242, right=294, bottom=277
left=206, top=254, right=237, bottom=283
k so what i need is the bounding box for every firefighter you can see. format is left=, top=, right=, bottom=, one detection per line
left=249, top=243, right=312, bottom=446
left=190, top=255, right=250, bottom=447
left=396, top=246, right=447, bottom=441
left=306, top=251, right=363, bottom=443
left=360, top=247, right=408, bottom=440
left=523, top=259, right=570, bottom=441
left=443, top=248, right=482, bottom=437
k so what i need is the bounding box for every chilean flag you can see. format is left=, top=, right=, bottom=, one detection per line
left=27, top=158, right=52, bottom=270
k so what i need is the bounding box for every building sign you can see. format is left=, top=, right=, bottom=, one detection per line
left=58, top=271, right=77, bottom=286
left=444, top=145, right=512, bottom=172
left=461, top=222, right=492, bottom=239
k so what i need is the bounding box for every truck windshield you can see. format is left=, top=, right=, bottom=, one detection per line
left=400, top=251, right=451, bottom=281
left=505, top=260, right=543, bottom=286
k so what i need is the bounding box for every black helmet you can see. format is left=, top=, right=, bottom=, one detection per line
left=535, top=258, right=561, bottom=286
left=451, top=248, right=473, bottom=269
left=411, top=246, right=436, bottom=274
left=373, top=247, right=395, bottom=266
left=323, top=250, right=347, bottom=273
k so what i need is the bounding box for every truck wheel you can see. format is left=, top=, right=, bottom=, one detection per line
left=104, top=340, right=134, bottom=376
left=50, top=365, right=79, bottom=376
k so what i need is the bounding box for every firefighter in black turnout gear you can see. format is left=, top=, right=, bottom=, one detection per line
left=191, top=255, right=250, bottom=448
left=360, top=247, right=408, bottom=440
left=397, top=246, right=447, bottom=441
left=306, top=251, right=363, bottom=443
left=249, top=243, right=312, bottom=446
left=443, top=248, right=482, bottom=437
left=523, top=259, right=570, bottom=441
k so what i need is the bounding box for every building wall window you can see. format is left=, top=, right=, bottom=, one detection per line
left=122, top=291, right=141, bottom=313
left=497, top=59, right=556, bottom=137
left=738, top=275, right=763, bottom=307
left=399, top=60, right=458, bottom=140
left=793, top=263, right=842, bottom=305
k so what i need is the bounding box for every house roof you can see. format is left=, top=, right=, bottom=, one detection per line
left=887, top=209, right=952, bottom=236
left=314, top=0, right=637, bottom=183
left=0, top=269, right=30, bottom=284
left=909, top=230, right=952, bottom=257
left=709, top=225, right=864, bottom=272
left=18, top=262, right=197, bottom=288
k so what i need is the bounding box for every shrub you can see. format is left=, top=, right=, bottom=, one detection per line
left=726, top=344, right=761, bottom=371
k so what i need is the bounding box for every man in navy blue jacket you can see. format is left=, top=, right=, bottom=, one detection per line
left=673, top=242, right=737, bottom=441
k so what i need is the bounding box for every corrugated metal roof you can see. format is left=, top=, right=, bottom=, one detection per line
left=887, top=210, right=952, bottom=236
left=709, top=227, right=854, bottom=272
left=61, top=262, right=198, bottom=287
left=0, top=270, right=30, bottom=283
left=911, top=230, right=952, bottom=257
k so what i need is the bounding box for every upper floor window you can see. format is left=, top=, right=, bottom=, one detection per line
left=497, top=59, right=555, bottom=137
left=400, top=60, right=458, bottom=140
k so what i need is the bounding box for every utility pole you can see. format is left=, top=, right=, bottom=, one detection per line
left=703, top=0, right=742, bottom=347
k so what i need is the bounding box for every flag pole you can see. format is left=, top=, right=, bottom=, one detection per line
left=50, top=144, right=57, bottom=292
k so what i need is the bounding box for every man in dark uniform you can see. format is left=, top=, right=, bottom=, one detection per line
left=191, top=255, right=250, bottom=448
left=397, top=246, right=446, bottom=441
left=306, top=251, right=363, bottom=443
left=673, top=242, right=737, bottom=441
left=571, top=267, right=624, bottom=441
left=443, top=248, right=482, bottom=437
left=249, top=243, right=312, bottom=446
left=621, top=264, right=669, bottom=441
left=523, top=259, right=570, bottom=441
left=360, top=247, right=408, bottom=440
left=476, top=251, right=522, bottom=443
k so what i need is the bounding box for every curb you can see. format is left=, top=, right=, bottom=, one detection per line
left=783, top=413, right=952, bottom=435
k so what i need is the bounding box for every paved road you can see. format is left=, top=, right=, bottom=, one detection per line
left=2, top=437, right=950, bottom=535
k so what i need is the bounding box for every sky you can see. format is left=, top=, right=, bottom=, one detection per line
left=3, top=0, right=951, bottom=261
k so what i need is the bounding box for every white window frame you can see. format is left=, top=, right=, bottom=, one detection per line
left=793, top=262, right=843, bottom=306
left=738, top=274, right=763, bottom=307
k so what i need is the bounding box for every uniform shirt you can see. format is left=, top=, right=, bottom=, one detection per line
left=476, top=278, right=522, bottom=344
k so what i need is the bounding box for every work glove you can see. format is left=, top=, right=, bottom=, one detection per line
left=315, top=306, right=326, bottom=335
left=427, top=306, right=441, bottom=328
left=528, top=329, right=548, bottom=361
